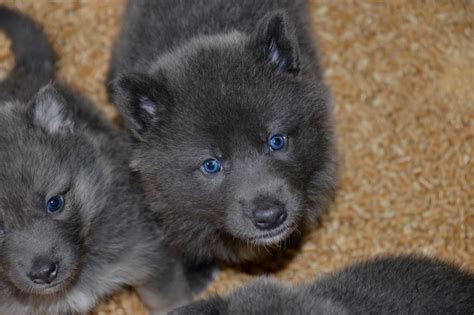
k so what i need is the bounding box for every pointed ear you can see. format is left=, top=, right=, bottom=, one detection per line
left=109, top=72, right=171, bottom=140
left=253, top=11, right=300, bottom=75
left=31, top=85, right=74, bottom=135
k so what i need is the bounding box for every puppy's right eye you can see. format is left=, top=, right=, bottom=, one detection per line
left=46, top=195, right=64, bottom=214
left=0, top=226, right=5, bottom=237
left=268, top=134, right=286, bottom=151
left=201, top=158, right=222, bottom=174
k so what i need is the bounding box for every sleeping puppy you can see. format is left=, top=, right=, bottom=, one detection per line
left=108, top=0, right=337, bottom=291
left=0, top=6, right=190, bottom=314
left=171, top=255, right=474, bottom=314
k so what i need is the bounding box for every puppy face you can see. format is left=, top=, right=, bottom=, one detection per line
left=112, top=12, right=336, bottom=260
left=0, top=87, right=111, bottom=296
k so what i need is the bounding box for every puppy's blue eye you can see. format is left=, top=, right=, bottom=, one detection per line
left=0, top=227, right=4, bottom=237
left=268, top=134, right=286, bottom=151
left=202, top=159, right=222, bottom=174
left=47, top=195, right=64, bottom=213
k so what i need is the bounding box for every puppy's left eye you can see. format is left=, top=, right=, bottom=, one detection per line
left=0, top=226, right=4, bottom=237
left=268, top=134, right=286, bottom=151
left=201, top=158, right=222, bottom=174
left=46, top=195, right=64, bottom=214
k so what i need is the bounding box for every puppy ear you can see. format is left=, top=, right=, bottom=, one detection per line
left=31, top=85, right=74, bottom=135
left=253, top=11, right=300, bottom=75
left=109, top=72, right=171, bottom=140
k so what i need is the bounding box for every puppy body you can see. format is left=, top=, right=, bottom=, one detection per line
left=0, top=6, right=190, bottom=314
left=109, top=0, right=337, bottom=289
left=171, top=255, right=474, bottom=314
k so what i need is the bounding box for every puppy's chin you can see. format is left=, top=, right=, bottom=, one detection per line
left=233, top=222, right=298, bottom=247
left=30, top=280, right=69, bottom=295
left=12, top=272, right=76, bottom=297
left=249, top=223, right=298, bottom=246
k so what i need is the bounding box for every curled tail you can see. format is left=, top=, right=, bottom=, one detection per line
left=0, top=5, right=55, bottom=101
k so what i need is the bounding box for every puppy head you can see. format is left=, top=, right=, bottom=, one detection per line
left=111, top=11, right=336, bottom=260
left=0, top=86, right=111, bottom=296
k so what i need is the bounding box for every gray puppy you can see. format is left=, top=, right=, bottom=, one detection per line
left=171, top=255, right=474, bottom=315
left=0, top=6, right=190, bottom=315
left=108, top=0, right=337, bottom=291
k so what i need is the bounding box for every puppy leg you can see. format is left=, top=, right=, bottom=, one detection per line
left=184, top=260, right=219, bottom=294
left=136, top=265, right=192, bottom=315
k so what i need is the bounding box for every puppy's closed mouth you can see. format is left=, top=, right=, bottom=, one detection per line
left=29, top=280, right=65, bottom=294
left=29, top=275, right=74, bottom=295
left=248, top=223, right=297, bottom=246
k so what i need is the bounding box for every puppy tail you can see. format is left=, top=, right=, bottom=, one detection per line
left=0, top=5, right=56, bottom=101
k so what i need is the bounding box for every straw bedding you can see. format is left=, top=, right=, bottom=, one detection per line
left=0, top=1, right=472, bottom=314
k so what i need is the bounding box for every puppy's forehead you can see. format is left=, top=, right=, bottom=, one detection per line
left=170, top=90, right=297, bottom=148
left=168, top=106, right=262, bottom=150
left=0, top=186, right=38, bottom=226
left=0, top=162, right=69, bottom=201
left=0, top=135, right=72, bottom=195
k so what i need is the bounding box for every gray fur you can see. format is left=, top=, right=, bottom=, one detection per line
left=0, top=6, right=190, bottom=314
left=171, top=255, right=474, bottom=315
left=0, top=6, right=55, bottom=102
left=108, top=0, right=337, bottom=288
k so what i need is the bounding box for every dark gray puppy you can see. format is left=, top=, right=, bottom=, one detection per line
left=171, top=255, right=474, bottom=315
left=108, top=0, right=337, bottom=290
left=0, top=6, right=190, bottom=315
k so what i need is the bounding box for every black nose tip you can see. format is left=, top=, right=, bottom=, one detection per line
left=28, top=261, right=58, bottom=285
left=252, top=207, right=287, bottom=230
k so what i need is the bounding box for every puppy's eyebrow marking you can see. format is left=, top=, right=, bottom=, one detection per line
left=212, top=147, right=223, bottom=159
left=42, top=181, right=72, bottom=201
left=59, top=184, right=72, bottom=196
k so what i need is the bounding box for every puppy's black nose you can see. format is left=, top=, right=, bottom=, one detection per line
left=28, top=260, right=58, bottom=284
left=252, top=207, right=287, bottom=230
